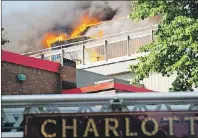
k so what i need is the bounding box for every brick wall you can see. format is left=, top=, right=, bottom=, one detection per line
left=60, top=66, right=76, bottom=83
left=2, top=50, right=77, bottom=95
left=60, top=66, right=77, bottom=90
left=2, top=62, right=61, bottom=95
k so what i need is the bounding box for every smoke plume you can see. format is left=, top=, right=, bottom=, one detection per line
left=2, top=1, right=159, bottom=54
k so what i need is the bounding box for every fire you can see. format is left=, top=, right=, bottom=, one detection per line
left=42, top=14, right=103, bottom=48
left=42, top=15, right=128, bottom=48
left=90, top=30, right=104, bottom=39
left=90, top=51, right=104, bottom=62
left=42, top=33, right=68, bottom=48
left=86, top=49, right=104, bottom=62
left=70, top=14, right=101, bottom=38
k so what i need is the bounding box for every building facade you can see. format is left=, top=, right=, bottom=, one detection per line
left=2, top=50, right=76, bottom=95
left=21, top=24, right=178, bottom=92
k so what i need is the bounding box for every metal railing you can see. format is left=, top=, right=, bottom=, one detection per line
left=2, top=92, right=198, bottom=136
left=22, top=25, right=157, bottom=66
left=2, top=92, right=198, bottom=106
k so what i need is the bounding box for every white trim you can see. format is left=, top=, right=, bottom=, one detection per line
left=77, top=52, right=148, bottom=69
left=22, top=25, right=157, bottom=56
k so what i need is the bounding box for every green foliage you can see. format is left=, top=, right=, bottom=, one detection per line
left=128, top=0, right=198, bottom=91
left=1, top=28, right=10, bottom=46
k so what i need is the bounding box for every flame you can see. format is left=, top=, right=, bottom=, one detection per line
left=70, top=14, right=100, bottom=38
left=90, top=51, right=104, bottom=62
left=90, top=30, right=104, bottom=39
left=42, top=16, right=128, bottom=48
left=42, top=33, right=68, bottom=48
left=86, top=49, right=104, bottom=62
left=41, top=14, right=107, bottom=62
left=87, top=30, right=104, bottom=61
left=42, top=14, right=103, bottom=48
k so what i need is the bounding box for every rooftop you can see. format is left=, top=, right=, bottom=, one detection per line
left=62, top=81, right=153, bottom=94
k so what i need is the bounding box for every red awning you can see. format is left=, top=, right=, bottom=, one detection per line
left=62, top=82, right=154, bottom=94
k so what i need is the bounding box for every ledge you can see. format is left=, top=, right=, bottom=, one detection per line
left=62, top=82, right=153, bottom=94
left=2, top=50, right=60, bottom=73
left=77, top=53, right=148, bottom=69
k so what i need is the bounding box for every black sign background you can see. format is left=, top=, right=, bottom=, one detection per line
left=24, top=111, right=198, bottom=138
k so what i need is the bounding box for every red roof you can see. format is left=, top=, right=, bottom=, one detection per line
left=2, top=50, right=60, bottom=73
left=62, top=82, right=154, bottom=94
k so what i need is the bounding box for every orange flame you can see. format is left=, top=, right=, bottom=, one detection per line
left=70, top=15, right=100, bottom=38
left=42, top=14, right=103, bottom=48
left=42, top=33, right=68, bottom=48
left=86, top=49, right=104, bottom=62
left=90, top=30, right=104, bottom=39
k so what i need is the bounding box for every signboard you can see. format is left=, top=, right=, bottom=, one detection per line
left=24, top=112, right=198, bottom=138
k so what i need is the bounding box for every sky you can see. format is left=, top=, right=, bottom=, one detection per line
left=3, top=1, right=39, bottom=15
left=2, top=1, right=58, bottom=12
left=2, top=1, right=53, bottom=32
left=1, top=1, right=76, bottom=53
left=2, top=1, right=61, bottom=18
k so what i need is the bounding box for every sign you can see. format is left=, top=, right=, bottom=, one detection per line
left=24, top=112, right=198, bottom=138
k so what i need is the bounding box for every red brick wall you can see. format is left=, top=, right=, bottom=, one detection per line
left=60, top=66, right=77, bottom=90
left=1, top=50, right=77, bottom=95
left=60, top=66, right=76, bottom=83
left=1, top=62, right=61, bottom=95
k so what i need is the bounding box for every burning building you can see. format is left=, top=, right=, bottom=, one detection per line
left=41, top=4, right=118, bottom=49
left=35, top=1, right=160, bottom=64
left=51, top=36, right=90, bottom=48
left=35, top=2, right=121, bottom=63
left=3, top=1, right=172, bottom=92
left=2, top=1, right=160, bottom=54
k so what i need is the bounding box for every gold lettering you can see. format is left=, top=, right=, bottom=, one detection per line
left=184, top=117, right=198, bottom=135
left=125, top=118, right=137, bottom=136
left=41, top=119, right=56, bottom=138
left=105, top=118, right=119, bottom=137
left=162, top=117, right=179, bottom=136
left=141, top=117, right=158, bottom=136
left=83, top=119, right=99, bottom=137
left=62, top=119, right=77, bottom=137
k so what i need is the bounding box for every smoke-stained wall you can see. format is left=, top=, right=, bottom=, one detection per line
left=2, top=1, right=160, bottom=54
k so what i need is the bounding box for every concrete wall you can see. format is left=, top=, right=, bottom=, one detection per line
left=110, top=72, right=177, bottom=92
left=79, top=56, right=139, bottom=75
left=2, top=62, right=60, bottom=95
left=142, top=72, right=176, bottom=92
left=76, top=69, right=109, bottom=87
left=78, top=57, right=177, bottom=92
left=76, top=69, right=130, bottom=88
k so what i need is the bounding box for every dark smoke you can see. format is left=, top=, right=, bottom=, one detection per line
left=50, top=25, right=73, bottom=35
left=2, top=1, right=160, bottom=54
left=51, top=4, right=118, bottom=36
left=2, top=1, right=123, bottom=53
left=88, top=2, right=118, bottom=21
